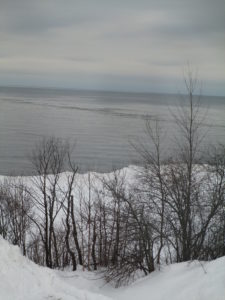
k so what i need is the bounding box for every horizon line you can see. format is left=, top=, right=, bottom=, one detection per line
left=0, top=84, right=224, bottom=98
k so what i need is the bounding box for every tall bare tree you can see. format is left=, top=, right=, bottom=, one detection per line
left=29, top=137, right=72, bottom=268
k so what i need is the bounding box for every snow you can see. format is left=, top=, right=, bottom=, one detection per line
left=111, top=259, right=225, bottom=300
left=0, top=235, right=225, bottom=300
left=0, top=236, right=111, bottom=300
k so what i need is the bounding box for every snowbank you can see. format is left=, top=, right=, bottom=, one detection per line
left=1, top=235, right=224, bottom=300
left=0, top=236, right=111, bottom=300
left=110, top=258, right=225, bottom=300
left=56, top=258, right=225, bottom=300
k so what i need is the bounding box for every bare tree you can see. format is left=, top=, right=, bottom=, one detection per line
left=101, top=170, right=155, bottom=286
left=29, top=137, right=73, bottom=268
left=132, top=119, right=168, bottom=265
left=0, top=178, right=32, bottom=255
left=202, top=144, right=225, bottom=259
left=133, top=67, right=224, bottom=264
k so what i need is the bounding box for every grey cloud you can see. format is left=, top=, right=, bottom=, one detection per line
left=102, top=3, right=225, bottom=41
left=0, top=4, right=92, bottom=35
left=64, top=56, right=98, bottom=63
left=0, top=0, right=224, bottom=95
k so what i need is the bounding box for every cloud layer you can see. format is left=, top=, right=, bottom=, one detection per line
left=0, top=0, right=224, bottom=95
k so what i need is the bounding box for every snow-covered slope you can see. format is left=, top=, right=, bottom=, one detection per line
left=112, top=258, right=225, bottom=300
left=0, top=236, right=111, bottom=300
left=59, top=259, right=225, bottom=300
left=0, top=235, right=225, bottom=300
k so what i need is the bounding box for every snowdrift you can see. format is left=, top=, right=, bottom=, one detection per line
left=1, top=236, right=225, bottom=300
left=0, top=236, right=111, bottom=300
left=58, top=258, right=225, bottom=300
left=111, top=258, right=225, bottom=300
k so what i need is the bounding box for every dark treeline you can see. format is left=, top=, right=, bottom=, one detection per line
left=0, top=72, right=225, bottom=286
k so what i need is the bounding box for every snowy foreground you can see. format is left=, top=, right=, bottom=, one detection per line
left=1, top=236, right=224, bottom=300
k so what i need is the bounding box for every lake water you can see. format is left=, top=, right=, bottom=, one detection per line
left=0, top=86, right=224, bottom=175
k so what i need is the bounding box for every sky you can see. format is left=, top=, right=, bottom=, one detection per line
left=0, top=0, right=224, bottom=95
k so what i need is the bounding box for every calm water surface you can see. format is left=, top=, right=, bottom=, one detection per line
left=0, top=87, right=224, bottom=175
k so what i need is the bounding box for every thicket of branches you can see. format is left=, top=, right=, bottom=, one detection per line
left=0, top=71, right=224, bottom=286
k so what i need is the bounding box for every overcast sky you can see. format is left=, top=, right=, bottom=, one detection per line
left=0, top=0, right=224, bottom=95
